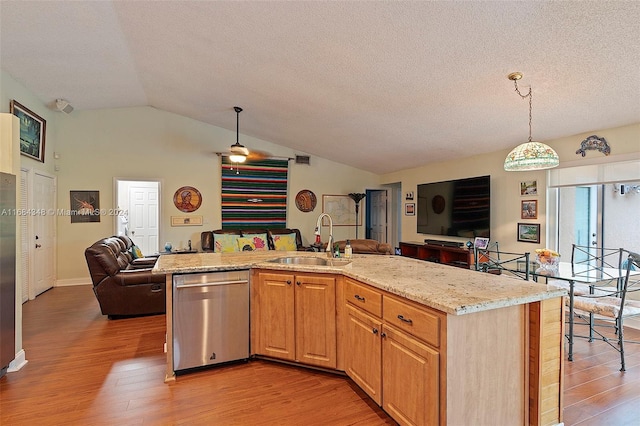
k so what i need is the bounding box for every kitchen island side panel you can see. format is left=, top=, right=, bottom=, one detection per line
left=445, top=303, right=528, bottom=426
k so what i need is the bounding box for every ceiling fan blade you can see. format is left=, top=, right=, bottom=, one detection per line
left=246, top=150, right=271, bottom=161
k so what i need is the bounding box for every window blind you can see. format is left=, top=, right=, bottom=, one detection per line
left=221, top=157, right=289, bottom=230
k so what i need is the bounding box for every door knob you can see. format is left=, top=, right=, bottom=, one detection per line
left=35, top=244, right=41, bottom=248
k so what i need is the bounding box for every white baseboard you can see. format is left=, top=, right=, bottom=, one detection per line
left=7, top=349, right=28, bottom=372
left=55, top=278, right=92, bottom=287
left=625, top=318, right=640, bottom=331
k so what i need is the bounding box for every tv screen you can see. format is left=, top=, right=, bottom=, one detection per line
left=417, top=175, right=490, bottom=238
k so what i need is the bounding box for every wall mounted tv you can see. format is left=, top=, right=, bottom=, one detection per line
left=417, top=175, right=490, bottom=238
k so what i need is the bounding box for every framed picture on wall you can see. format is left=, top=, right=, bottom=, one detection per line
left=10, top=99, right=46, bottom=163
left=517, top=223, right=540, bottom=243
left=405, top=203, right=415, bottom=216
left=520, top=180, right=537, bottom=196
left=70, top=190, right=100, bottom=223
left=521, top=200, right=538, bottom=219
left=322, top=194, right=359, bottom=226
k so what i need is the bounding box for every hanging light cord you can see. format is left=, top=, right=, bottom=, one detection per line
left=513, top=80, right=533, bottom=143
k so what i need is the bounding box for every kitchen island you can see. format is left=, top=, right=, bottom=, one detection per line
left=154, top=251, right=566, bottom=426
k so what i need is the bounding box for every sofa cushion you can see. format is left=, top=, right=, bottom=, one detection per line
left=237, top=237, right=256, bottom=251
left=131, top=245, right=144, bottom=258
left=214, top=233, right=241, bottom=253
left=273, top=233, right=298, bottom=251
left=241, top=233, right=269, bottom=250
left=267, top=228, right=304, bottom=251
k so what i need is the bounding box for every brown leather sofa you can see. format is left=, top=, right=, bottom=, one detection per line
left=84, top=236, right=166, bottom=318
left=334, top=239, right=393, bottom=255
left=201, top=228, right=305, bottom=251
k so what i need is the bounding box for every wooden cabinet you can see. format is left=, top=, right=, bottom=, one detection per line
left=344, top=277, right=443, bottom=426
left=382, top=324, right=439, bottom=426
left=345, top=304, right=382, bottom=404
left=399, top=242, right=473, bottom=269
left=252, top=270, right=336, bottom=369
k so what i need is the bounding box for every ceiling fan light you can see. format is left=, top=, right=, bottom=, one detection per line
left=229, top=153, right=247, bottom=163
left=503, top=141, right=559, bottom=171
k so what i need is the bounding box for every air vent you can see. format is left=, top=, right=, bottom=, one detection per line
left=295, top=155, right=310, bottom=165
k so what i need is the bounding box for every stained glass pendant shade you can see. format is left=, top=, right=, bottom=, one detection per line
left=504, top=141, right=559, bottom=171
left=503, top=72, right=559, bottom=171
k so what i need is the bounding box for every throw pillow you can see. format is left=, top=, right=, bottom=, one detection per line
left=214, top=234, right=240, bottom=253
left=131, top=245, right=144, bottom=259
left=273, top=233, right=297, bottom=251
left=237, top=237, right=256, bottom=251
left=241, top=233, right=269, bottom=251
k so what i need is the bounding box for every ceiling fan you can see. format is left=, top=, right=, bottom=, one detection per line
left=228, top=106, right=270, bottom=162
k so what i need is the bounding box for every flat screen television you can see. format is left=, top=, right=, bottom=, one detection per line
left=417, top=175, right=490, bottom=238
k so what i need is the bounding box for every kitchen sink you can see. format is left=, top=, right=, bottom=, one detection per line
left=268, top=256, right=351, bottom=267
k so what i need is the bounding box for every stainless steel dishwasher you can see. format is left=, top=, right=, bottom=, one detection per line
left=172, top=270, right=250, bottom=372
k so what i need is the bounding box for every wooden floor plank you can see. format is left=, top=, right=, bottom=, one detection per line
left=2, top=286, right=639, bottom=425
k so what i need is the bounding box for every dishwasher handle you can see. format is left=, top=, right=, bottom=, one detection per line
left=175, top=279, right=248, bottom=289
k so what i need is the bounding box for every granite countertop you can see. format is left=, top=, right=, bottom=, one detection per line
left=153, top=251, right=566, bottom=316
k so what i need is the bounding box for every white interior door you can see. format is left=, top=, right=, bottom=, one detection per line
left=33, top=172, right=55, bottom=298
left=369, top=190, right=387, bottom=243
left=127, top=182, right=159, bottom=255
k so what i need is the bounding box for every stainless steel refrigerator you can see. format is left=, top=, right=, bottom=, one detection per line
left=0, top=172, right=16, bottom=378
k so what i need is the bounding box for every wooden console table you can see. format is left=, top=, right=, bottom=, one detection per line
left=399, top=241, right=474, bottom=269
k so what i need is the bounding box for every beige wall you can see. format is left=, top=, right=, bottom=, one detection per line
left=381, top=123, right=640, bottom=254
left=54, top=106, right=380, bottom=281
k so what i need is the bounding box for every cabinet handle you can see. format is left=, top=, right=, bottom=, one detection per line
left=296, top=281, right=301, bottom=286
left=372, top=328, right=378, bottom=335
left=286, top=280, right=292, bottom=285
left=354, top=294, right=365, bottom=302
left=380, top=332, right=386, bottom=338
left=397, top=314, right=413, bottom=324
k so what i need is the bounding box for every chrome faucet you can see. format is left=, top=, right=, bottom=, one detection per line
left=314, top=213, right=334, bottom=257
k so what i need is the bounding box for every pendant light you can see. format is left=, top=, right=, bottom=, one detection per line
left=504, top=72, right=559, bottom=171
left=229, top=106, right=248, bottom=163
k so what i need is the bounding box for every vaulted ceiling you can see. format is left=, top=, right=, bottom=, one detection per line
left=1, top=1, right=639, bottom=174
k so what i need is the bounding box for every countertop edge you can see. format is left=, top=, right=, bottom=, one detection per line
left=153, top=253, right=567, bottom=316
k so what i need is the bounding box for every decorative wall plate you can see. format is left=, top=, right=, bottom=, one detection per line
left=295, top=189, right=317, bottom=212
left=173, top=186, right=202, bottom=213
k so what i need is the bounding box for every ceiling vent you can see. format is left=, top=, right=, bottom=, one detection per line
left=295, top=155, right=310, bottom=165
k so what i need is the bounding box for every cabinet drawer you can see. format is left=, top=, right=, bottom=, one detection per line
left=345, top=278, right=382, bottom=318
left=383, top=296, right=441, bottom=348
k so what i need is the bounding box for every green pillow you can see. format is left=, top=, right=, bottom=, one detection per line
left=214, top=234, right=240, bottom=253
left=241, top=233, right=269, bottom=251
left=131, top=245, right=144, bottom=259
left=273, top=233, right=297, bottom=251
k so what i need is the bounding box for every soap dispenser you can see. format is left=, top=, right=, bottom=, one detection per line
left=345, top=239, right=353, bottom=259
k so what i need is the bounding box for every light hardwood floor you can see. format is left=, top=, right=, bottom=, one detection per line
left=1, top=286, right=639, bottom=425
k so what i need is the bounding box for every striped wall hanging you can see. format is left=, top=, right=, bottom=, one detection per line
left=221, top=157, right=289, bottom=230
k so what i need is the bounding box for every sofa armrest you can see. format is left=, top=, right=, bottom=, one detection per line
left=129, top=257, right=158, bottom=269
left=116, top=269, right=162, bottom=286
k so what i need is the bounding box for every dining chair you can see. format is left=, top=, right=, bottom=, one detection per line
left=571, top=250, right=640, bottom=371
left=475, top=243, right=531, bottom=280
left=571, top=244, right=625, bottom=282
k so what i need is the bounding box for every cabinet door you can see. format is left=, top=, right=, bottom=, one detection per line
left=382, top=324, right=439, bottom=426
left=255, top=271, right=296, bottom=361
left=345, top=304, right=382, bottom=405
left=295, top=274, right=337, bottom=369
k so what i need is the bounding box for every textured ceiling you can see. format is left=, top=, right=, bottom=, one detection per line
left=1, top=1, right=639, bottom=174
